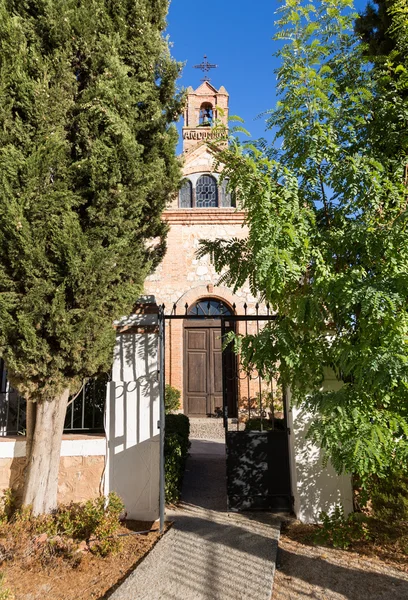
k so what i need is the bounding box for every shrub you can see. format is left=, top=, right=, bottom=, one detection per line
left=314, top=505, right=369, bottom=549
left=245, top=418, right=285, bottom=431
left=0, top=490, right=15, bottom=524
left=370, top=471, right=408, bottom=524
left=9, top=492, right=124, bottom=557
left=165, top=385, right=181, bottom=414
left=55, top=492, right=124, bottom=556
left=164, top=414, right=190, bottom=504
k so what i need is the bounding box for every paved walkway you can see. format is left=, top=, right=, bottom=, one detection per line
left=109, top=439, right=281, bottom=600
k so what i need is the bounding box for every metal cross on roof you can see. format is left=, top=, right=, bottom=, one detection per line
left=193, top=55, right=218, bottom=82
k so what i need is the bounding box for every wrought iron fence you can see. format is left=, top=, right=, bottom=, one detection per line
left=160, top=300, right=285, bottom=431
left=0, top=359, right=109, bottom=436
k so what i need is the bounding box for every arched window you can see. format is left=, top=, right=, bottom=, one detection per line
left=179, top=179, right=192, bottom=208
left=188, top=298, right=233, bottom=316
left=196, top=175, right=218, bottom=207
left=219, top=179, right=234, bottom=207
left=199, top=103, right=213, bottom=126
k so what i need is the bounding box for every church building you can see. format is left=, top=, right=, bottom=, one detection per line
left=144, top=77, right=262, bottom=418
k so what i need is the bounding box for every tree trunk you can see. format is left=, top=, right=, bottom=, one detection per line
left=22, top=388, right=70, bottom=515
left=25, top=399, right=37, bottom=461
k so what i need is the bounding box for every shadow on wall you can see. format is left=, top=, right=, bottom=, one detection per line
left=106, top=326, right=160, bottom=521
left=292, top=405, right=353, bottom=523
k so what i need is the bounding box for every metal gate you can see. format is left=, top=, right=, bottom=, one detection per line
left=159, top=301, right=293, bottom=513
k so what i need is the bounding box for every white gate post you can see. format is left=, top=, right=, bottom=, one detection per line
left=104, top=296, right=160, bottom=521
left=286, top=377, right=354, bottom=524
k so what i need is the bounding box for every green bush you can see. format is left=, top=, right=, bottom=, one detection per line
left=370, top=471, right=408, bottom=523
left=164, top=414, right=190, bottom=504
left=9, top=492, right=124, bottom=557
left=54, top=492, right=124, bottom=556
left=244, top=418, right=285, bottom=432
left=165, top=385, right=181, bottom=414
left=0, top=489, right=15, bottom=524
left=314, top=505, right=369, bottom=549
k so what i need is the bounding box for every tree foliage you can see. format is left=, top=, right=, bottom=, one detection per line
left=0, top=0, right=183, bottom=513
left=200, top=0, right=408, bottom=486
left=0, top=0, right=183, bottom=400
left=355, top=0, right=396, bottom=57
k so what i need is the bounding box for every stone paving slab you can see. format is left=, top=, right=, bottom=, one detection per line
left=109, top=439, right=281, bottom=600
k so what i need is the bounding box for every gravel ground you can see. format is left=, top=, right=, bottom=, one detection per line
left=272, top=534, right=408, bottom=600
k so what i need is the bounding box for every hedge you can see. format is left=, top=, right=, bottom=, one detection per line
left=165, top=384, right=181, bottom=413
left=244, top=417, right=286, bottom=431
left=164, top=414, right=190, bottom=504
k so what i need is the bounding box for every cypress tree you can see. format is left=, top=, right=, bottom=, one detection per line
left=355, top=0, right=397, bottom=57
left=0, top=0, right=183, bottom=514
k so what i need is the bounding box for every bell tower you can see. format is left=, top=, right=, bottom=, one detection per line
left=182, top=81, right=229, bottom=152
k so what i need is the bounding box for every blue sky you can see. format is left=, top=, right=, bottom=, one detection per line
left=167, top=0, right=369, bottom=153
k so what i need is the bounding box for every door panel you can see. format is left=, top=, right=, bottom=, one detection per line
left=184, top=325, right=237, bottom=417
left=210, top=329, right=223, bottom=414
left=187, top=394, right=208, bottom=415
left=187, top=353, right=207, bottom=393
left=187, top=331, right=207, bottom=350
left=185, top=329, right=209, bottom=416
left=184, top=326, right=223, bottom=417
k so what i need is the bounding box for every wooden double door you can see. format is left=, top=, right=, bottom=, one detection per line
left=184, top=321, right=236, bottom=417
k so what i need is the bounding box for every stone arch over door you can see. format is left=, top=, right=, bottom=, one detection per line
left=175, top=285, right=245, bottom=314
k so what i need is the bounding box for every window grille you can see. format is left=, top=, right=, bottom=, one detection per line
left=188, top=298, right=233, bottom=317
left=196, top=175, right=218, bottom=208
left=179, top=179, right=192, bottom=208
left=0, top=359, right=25, bottom=436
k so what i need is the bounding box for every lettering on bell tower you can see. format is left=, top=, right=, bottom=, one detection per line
left=182, top=66, right=229, bottom=152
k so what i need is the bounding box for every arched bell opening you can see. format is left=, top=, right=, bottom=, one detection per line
left=199, top=103, right=213, bottom=127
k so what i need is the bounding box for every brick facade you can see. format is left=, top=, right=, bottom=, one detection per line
left=144, top=81, right=265, bottom=411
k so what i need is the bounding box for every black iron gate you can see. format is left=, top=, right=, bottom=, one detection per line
left=159, top=300, right=293, bottom=513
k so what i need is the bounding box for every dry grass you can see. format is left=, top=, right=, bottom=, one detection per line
left=0, top=520, right=165, bottom=600
left=272, top=520, right=408, bottom=600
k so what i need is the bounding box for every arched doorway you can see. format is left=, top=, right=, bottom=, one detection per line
left=183, top=298, right=237, bottom=418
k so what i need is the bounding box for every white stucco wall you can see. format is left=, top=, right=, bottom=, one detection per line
left=105, top=305, right=160, bottom=521
left=287, top=380, right=353, bottom=524
left=0, top=437, right=105, bottom=459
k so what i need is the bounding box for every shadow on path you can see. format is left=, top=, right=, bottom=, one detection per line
left=180, top=438, right=227, bottom=511
left=107, top=438, right=281, bottom=600
left=274, top=547, right=408, bottom=600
